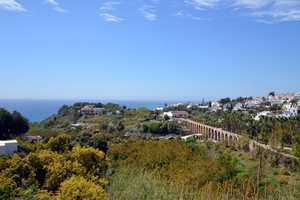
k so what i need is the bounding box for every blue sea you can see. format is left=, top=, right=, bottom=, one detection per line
left=0, top=99, right=181, bottom=123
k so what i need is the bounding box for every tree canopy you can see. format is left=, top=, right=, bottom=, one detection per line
left=0, top=108, right=29, bottom=139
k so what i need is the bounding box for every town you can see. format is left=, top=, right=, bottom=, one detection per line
left=1, top=91, right=300, bottom=199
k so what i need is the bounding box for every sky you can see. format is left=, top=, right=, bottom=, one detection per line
left=1, top=0, right=300, bottom=102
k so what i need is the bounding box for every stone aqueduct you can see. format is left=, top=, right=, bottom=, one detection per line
left=183, top=119, right=239, bottom=142
left=179, top=118, right=296, bottom=157
left=182, top=119, right=240, bottom=142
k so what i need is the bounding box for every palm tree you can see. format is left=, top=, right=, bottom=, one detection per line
left=245, top=117, right=255, bottom=139
left=242, top=115, right=253, bottom=133
left=259, top=115, right=271, bottom=145
left=253, top=120, right=261, bottom=142
left=220, top=111, right=230, bottom=131
left=289, top=117, right=298, bottom=136
left=294, top=115, right=300, bottom=135
left=229, top=112, right=237, bottom=133
left=268, top=116, right=277, bottom=136
left=259, top=115, right=269, bottom=134
left=277, top=117, right=287, bottom=149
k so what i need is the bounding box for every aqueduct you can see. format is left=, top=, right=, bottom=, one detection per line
left=179, top=118, right=297, bottom=159
left=181, top=118, right=240, bottom=143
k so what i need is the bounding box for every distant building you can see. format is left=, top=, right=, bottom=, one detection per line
left=21, top=135, right=42, bottom=142
left=233, top=103, right=243, bottom=111
left=271, top=100, right=282, bottom=106
left=254, top=111, right=271, bottom=120
left=171, top=111, right=189, bottom=118
left=293, top=92, right=300, bottom=100
left=223, top=103, right=232, bottom=111
left=80, top=105, right=103, bottom=114
left=0, top=140, right=18, bottom=155
left=163, top=111, right=189, bottom=119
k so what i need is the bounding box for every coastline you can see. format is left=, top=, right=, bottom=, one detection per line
left=0, top=99, right=183, bottom=123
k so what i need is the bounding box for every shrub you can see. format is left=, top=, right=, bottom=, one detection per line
left=185, top=136, right=197, bottom=145
left=58, top=176, right=108, bottom=200
left=276, top=175, right=289, bottom=185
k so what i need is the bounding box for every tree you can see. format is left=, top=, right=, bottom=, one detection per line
left=259, top=115, right=269, bottom=138
left=0, top=108, right=29, bottom=139
left=107, top=125, right=116, bottom=133
left=100, top=122, right=109, bottom=131
left=70, top=146, right=109, bottom=182
left=68, top=108, right=79, bottom=124
left=116, top=121, right=125, bottom=131
left=220, top=111, right=230, bottom=131
left=11, top=111, right=29, bottom=137
left=95, top=102, right=103, bottom=108
left=219, top=97, right=231, bottom=104
left=185, top=136, right=197, bottom=145
left=277, top=117, right=287, bottom=149
left=87, top=135, right=108, bottom=153
left=58, top=176, right=108, bottom=200
left=268, top=91, right=275, bottom=96
left=290, top=99, right=298, bottom=105
left=58, top=105, right=69, bottom=116
left=0, top=108, right=13, bottom=139
left=164, top=114, right=170, bottom=121
left=47, top=134, right=73, bottom=153
left=216, top=152, right=239, bottom=183
left=292, top=135, right=300, bottom=158
left=269, top=116, right=277, bottom=136
left=253, top=120, right=261, bottom=142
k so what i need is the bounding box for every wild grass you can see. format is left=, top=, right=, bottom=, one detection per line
left=107, top=165, right=300, bottom=200
left=106, top=139, right=300, bottom=200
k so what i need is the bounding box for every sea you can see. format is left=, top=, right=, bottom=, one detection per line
left=0, top=99, right=182, bottom=123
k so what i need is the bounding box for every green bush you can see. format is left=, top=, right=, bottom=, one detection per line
left=0, top=186, right=15, bottom=199
left=185, top=136, right=197, bottom=145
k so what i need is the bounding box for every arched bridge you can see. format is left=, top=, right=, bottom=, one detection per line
left=181, top=119, right=240, bottom=143
left=178, top=118, right=297, bottom=159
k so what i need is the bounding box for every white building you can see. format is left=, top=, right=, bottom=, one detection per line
left=163, top=111, right=189, bottom=119
left=233, top=103, right=243, bottom=110
left=254, top=111, right=271, bottom=120
left=0, top=140, right=18, bottom=155
left=282, top=103, right=299, bottom=117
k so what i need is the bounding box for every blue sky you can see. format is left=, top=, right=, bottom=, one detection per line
left=1, top=0, right=300, bottom=102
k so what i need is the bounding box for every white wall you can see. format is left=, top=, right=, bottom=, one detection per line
left=0, top=143, right=5, bottom=154
left=0, top=140, right=18, bottom=155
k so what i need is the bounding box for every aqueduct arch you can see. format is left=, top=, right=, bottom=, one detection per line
left=180, top=119, right=240, bottom=144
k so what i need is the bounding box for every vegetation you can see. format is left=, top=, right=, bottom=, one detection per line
left=1, top=99, right=300, bottom=199
left=0, top=108, right=29, bottom=140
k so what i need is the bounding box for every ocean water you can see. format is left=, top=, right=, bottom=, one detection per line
left=0, top=99, right=180, bottom=123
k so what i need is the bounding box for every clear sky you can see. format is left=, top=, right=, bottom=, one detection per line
left=1, top=0, right=300, bottom=102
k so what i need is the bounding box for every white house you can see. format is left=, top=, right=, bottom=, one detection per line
left=171, top=111, right=189, bottom=118
left=254, top=111, right=271, bottom=120
left=163, top=111, right=189, bottom=119
left=233, top=103, right=243, bottom=111
left=223, top=103, right=232, bottom=111
left=244, top=100, right=261, bottom=108
left=210, top=101, right=221, bottom=112
left=280, top=112, right=293, bottom=118
left=80, top=105, right=103, bottom=114
left=0, top=140, right=18, bottom=155
left=271, top=100, right=282, bottom=106
left=293, top=92, right=300, bottom=100
left=282, top=103, right=299, bottom=117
